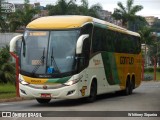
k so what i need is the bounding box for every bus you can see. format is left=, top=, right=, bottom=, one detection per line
left=10, top=15, right=142, bottom=104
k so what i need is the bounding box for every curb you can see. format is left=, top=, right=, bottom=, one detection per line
left=0, top=97, right=31, bottom=103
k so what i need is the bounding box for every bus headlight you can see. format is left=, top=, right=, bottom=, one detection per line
left=64, top=78, right=81, bottom=86
left=19, top=79, right=29, bottom=85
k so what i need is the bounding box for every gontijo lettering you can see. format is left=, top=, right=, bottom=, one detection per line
left=120, top=56, right=134, bottom=64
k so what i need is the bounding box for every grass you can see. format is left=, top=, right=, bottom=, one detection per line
left=144, top=72, right=160, bottom=81
left=0, top=83, right=16, bottom=99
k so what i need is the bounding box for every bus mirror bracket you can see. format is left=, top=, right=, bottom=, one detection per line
left=10, top=34, right=23, bottom=53
left=76, top=34, right=89, bottom=54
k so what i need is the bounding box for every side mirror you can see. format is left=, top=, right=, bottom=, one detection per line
left=10, top=34, right=23, bottom=53
left=76, top=34, right=89, bottom=54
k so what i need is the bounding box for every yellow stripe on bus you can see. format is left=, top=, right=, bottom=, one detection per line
left=22, top=75, right=48, bottom=84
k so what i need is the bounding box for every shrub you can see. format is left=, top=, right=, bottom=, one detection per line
left=0, top=46, right=15, bottom=84
left=144, top=67, right=154, bottom=72
left=145, top=67, right=160, bottom=72
left=144, top=74, right=153, bottom=81
left=156, top=67, right=160, bottom=72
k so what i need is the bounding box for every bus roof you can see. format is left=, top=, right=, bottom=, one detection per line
left=27, top=15, right=140, bottom=37
left=26, top=16, right=93, bottom=29
left=93, top=18, right=140, bottom=37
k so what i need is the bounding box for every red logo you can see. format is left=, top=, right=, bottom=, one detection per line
left=43, top=85, right=47, bottom=89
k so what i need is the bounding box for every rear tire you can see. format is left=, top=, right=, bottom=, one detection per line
left=129, top=80, right=133, bottom=95
left=36, top=98, right=51, bottom=104
left=86, top=80, right=97, bottom=102
left=132, top=78, right=135, bottom=89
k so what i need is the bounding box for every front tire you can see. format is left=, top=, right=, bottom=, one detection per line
left=36, top=98, right=51, bottom=104
left=86, top=80, right=97, bottom=102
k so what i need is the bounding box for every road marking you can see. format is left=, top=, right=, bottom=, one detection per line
left=0, top=103, right=12, bottom=106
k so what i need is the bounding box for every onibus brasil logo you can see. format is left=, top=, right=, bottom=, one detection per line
left=1, top=2, right=15, bottom=13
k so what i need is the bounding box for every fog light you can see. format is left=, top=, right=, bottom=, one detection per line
left=67, top=90, right=75, bottom=96
left=20, top=89, right=27, bottom=95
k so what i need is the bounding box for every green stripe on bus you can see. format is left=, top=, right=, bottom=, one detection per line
left=47, top=76, right=71, bottom=83
left=94, top=23, right=107, bottom=29
left=101, top=52, right=120, bottom=85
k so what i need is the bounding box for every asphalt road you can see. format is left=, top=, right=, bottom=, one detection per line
left=0, top=81, right=160, bottom=120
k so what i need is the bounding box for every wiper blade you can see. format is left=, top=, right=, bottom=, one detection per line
left=50, top=47, right=60, bottom=73
left=32, top=48, right=45, bottom=74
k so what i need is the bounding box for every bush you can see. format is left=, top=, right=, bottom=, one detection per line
left=0, top=46, right=15, bottom=84
left=144, top=67, right=160, bottom=72
left=156, top=67, right=160, bottom=72
left=144, top=74, right=153, bottom=81
left=144, top=67, right=154, bottom=72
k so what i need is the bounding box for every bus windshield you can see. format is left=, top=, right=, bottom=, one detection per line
left=21, top=30, right=80, bottom=75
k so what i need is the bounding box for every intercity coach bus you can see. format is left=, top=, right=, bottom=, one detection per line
left=10, top=15, right=142, bottom=104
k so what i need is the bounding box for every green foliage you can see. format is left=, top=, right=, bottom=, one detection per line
left=144, top=71, right=160, bottom=81
left=144, top=67, right=160, bottom=72
left=151, top=19, right=160, bottom=32
left=0, top=0, right=9, bottom=32
left=157, top=67, right=160, bottom=72
left=46, top=0, right=77, bottom=15
left=0, top=83, right=16, bottom=99
left=138, top=26, right=154, bottom=45
left=8, top=0, right=38, bottom=32
left=144, top=67, right=154, bottom=72
left=0, top=45, right=15, bottom=84
left=0, top=45, right=10, bottom=64
left=112, top=0, right=146, bottom=31
left=46, top=0, right=102, bottom=18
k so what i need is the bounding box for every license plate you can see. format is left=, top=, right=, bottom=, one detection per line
left=41, top=93, right=51, bottom=98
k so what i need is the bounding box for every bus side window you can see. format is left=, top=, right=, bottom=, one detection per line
left=82, top=38, right=90, bottom=66
left=78, top=24, right=93, bottom=70
left=134, top=36, right=141, bottom=54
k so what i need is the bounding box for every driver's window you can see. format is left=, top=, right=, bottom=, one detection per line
left=78, top=24, right=93, bottom=70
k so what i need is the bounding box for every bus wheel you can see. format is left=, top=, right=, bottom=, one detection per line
left=36, top=98, right=51, bottom=104
left=87, top=80, right=97, bottom=102
left=123, top=80, right=130, bottom=95
left=129, top=80, right=133, bottom=95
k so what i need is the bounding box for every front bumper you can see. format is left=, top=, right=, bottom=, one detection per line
left=19, top=83, right=80, bottom=99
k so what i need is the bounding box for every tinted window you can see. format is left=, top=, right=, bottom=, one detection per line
left=92, top=25, right=141, bottom=54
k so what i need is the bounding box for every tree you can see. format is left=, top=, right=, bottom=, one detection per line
left=46, top=0, right=102, bottom=18
left=8, top=0, right=38, bottom=32
left=151, top=19, right=160, bottom=32
left=0, top=15, right=6, bottom=32
left=139, top=26, right=153, bottom=45
left=0, top=62, right=15, bottom=84
left=139, top=26, right=152, bottom=58
left=0, top=45, right=15, bottom=84
left=46, top=0, right=77, bottom=15
left=112, top=0, right=146, bottom=31
left=78, top=0, right=102, bottom=18
left=0, top=0, right=8, bottom=32
left=0, top=45, right=10, bottom=65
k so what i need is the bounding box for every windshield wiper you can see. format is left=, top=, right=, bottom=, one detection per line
left=50, top=47, right=60, bottom=73
left=32, top=48, right=45, bottom=74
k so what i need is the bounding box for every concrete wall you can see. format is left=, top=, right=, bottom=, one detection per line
left=0, top=33, right=21, bottom=48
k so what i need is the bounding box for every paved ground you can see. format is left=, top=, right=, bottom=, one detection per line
left=0, top=81, right=160, bottom=120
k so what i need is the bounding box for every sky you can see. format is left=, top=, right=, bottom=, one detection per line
left=6, top=0, right=160, bottom=18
